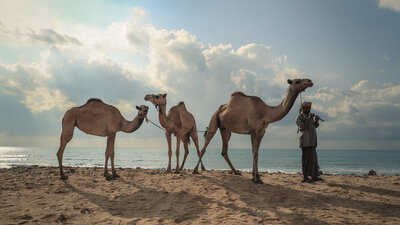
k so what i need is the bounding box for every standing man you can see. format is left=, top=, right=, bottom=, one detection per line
left=296, top=102, right=323, bottom=183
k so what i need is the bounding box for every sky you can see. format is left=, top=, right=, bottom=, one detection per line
left=0, top=0, right=399, bottom=150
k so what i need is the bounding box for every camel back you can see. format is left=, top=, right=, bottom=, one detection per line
left=230, top=91, right=265, bottom=105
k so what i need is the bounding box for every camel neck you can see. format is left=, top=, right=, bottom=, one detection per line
left=157, top=105, right=174, bottom=129
left=266, top=87, right=299, bottom=123
left=120, top=116, right=144, bottom=133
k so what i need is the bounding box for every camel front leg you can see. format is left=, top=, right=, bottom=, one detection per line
left=251, top=130, right=264, bottom=184
left=175, top=135, right=182, bottom=174
left=165, top=132, right=172, bottom=173
left=108, top=133, right=119, bottom=179
left=104, top=148, right=110, bottom=178
left=57, top=133, right=72, bottom=180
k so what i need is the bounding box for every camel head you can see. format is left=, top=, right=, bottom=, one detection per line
left=287, top=78, right=313, bottom=93
left=144, top=93, right=167, bottom=107
left=136, top=105, right=149, bottom=118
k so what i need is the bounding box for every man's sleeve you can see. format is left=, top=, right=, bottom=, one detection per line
left=296, top=114, right=307, bottom=131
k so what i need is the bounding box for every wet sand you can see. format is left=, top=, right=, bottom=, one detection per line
left=1, top=166, right=399, bottom=224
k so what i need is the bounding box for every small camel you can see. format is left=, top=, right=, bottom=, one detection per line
left=193, top=79, right=313, bottom=184
left=144, top=94, right=205, bottom=173
left=57, top=98, right=149, bottom=180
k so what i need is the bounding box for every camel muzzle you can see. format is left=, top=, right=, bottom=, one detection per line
left=144, top=94, right=153, bottom=101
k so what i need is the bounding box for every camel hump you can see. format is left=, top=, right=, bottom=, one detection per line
left=177, top=101, right=187, bottom=110
left=231, top=91, right=247, bottom=97
left=86, top=98, right=103, bottom=104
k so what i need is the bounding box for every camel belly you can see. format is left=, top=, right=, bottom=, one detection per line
left=76, top=126, right=108, bottom=137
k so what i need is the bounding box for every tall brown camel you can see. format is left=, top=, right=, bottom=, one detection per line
left=144, top=94, right=205, bottom=173
left=193, top=79, right=313, bottom=184
left=57, top=98, right=149, bottom=180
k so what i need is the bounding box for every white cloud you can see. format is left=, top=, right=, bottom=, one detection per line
left=308, top=80, right=400, bottom=140
left=0, top=1, right=70, bottom=33
left=378, top=0, right=400, bottom=12
left=0, top=61, right=74, bottom=113
left=1, top=6, right=399, bottom=149
left=27, top=29, right=82, bottom=46
left=114, top=99, right=138, bottom=118
left=131, top=7, right=147, bottom=21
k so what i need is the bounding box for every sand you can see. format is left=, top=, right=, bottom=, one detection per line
left=0, top=166, right=399, bottom=225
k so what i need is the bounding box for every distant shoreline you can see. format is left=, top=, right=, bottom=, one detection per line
left=1, top=147, right=400, bottom=175
left=1, top=165, right=398, bottom=177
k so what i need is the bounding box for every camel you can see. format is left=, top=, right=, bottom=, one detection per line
left=144, top=94, right=205, bottom=173
left=56, top=98, right=149, bottom=180
left=193, top=79, right=313, bottom=184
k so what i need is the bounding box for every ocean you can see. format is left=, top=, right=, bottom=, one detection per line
left=0, top=146, right=399, bottom=175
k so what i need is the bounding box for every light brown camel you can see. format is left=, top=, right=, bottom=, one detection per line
left=144, top=94, right=205, bottom=173
left=193, top=79, right=313, bottom=184
left=57, top=98, right=149, bottom=180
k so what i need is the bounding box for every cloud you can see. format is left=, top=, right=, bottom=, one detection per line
left=308, top=80, right=400, bottom=140
left=131, top=7, right=147, bottom=21
left=0, top=61, right=75, bottom=113
left=0, top=22, right=81, bottom=47
left=1, top=6, right=399, bottom=149
left=27, top=29, right=81, bottom=46
left=378, top=0, right=400, bottom=12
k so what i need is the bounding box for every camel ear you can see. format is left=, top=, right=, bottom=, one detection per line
left=287, top=79, right=293, bottom=84
left=163, top=93, right=167, bottom=98
left=136, top=105, right=140, bottom=110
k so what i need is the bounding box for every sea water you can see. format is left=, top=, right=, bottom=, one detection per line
left=0, top=146, right=399, bottom=175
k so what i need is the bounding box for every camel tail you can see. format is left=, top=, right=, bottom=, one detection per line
left=184, top=132, right=191, bottom=146
left=203, top=105, right=222, bottom=140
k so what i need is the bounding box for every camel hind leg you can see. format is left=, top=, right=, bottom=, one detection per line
left=179, top=136, right=190, bottom=171
left=220, top=128, right=240, bottom=175
left=57, top=112, right=75, bottom=180
left=190, top=130, right=206, bottom=171
left=193, top=109, right=220, bottom=174
left=105, top=133, right=117, bottom=180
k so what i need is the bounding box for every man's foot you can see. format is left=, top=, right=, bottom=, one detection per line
left=301, top=177, right=312, bottom=183
left=312, top=177, right=324, bottom=182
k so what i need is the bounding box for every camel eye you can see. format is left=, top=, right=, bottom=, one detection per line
left=295, top=80, right=300, bottom=84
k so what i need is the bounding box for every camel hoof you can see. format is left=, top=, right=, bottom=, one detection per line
left=165, top=169, right=172, bottom=173
left=192, top=170, right=199, bottom=174
left=174, top=170, right=181, bottom=174
left=105, top=174, right=113, bottom=181
left=60, top=175, right=68, bottom=180
left=234, top=171, right=241, bottom=175
left=112, top=174, right=120, bottom=178
left=251, top=178, right=263, bottom=184
left=252, top=174, right=263, bottom=184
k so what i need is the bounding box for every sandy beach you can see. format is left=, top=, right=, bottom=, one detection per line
left=0, top=166, right=399, bottom=225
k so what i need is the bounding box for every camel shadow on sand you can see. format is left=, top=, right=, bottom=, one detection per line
left=202, top=172, right=400, bottom=222
left=65, top=178, right=207, bottom=222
